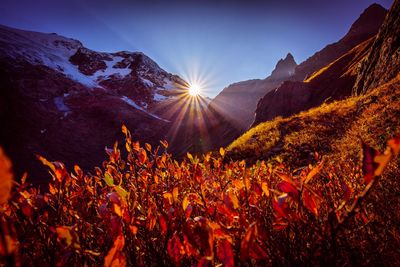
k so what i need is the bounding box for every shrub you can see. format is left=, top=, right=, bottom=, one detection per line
left=0, top=126, right=399, bottom=266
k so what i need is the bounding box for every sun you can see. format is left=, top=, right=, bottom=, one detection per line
left=188, top=83, right=201, bottom=96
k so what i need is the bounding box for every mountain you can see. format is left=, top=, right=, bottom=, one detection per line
left=226, top=1, right=400, bottom=166
left=251, top=4, right=387, bottom=126
left=0, top=24, right=191, bottom=182
left=293, top=3, right=388, bottom=81
left=209, top=53, right=297, bottom=131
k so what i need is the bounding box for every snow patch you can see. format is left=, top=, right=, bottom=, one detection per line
left=153, top=93, right=168, bottom=101
left=54, top=97, right=71, bottom=117
left=163, top=78, right=175, bottom=90
left=121, top=96, right=169, bottom=122
left=141, top=78, right=154, bottom=88
left=92, top=56, right=131, bottom=79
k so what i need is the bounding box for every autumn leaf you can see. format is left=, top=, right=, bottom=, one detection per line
left=114, top=185, right=129, bottom=200
left=167, top=233, right=185, bottom=265
left=172, top=187, right=179, bottom=203
left=362, top=142, right=379, bottom=184
left=272, top=197, right=289, bottom=219
left=145, top=143, right=152, bottom=152
left=159, top=215, right=168, bottom=235
left=0, top=148, right=13, bottom=205
left=374, top=152, right=391, bottom=176
left=104, top=234, right=126, bottom=267
left=187, top=152, right=194, bottom=162
left=164, top=192, right=173, bottom=205
left=56, top=226, right=74, bottom=246
left=248, top=242, right=268, bottom=260
left=217, top=239, right=234, bottom=267
left=388, top=134, right=400, bottom=156
left=275, top=171, right=295, bottom=184
left=277, top=181, right=298, bottom=198
left=160, top=140, right=169, bottom=149
left=182, top=195, right=190, bottom=211
left=133, top=141, right=140, bottom=152
left=104, top=172, right=114, bottom=186
left=121, top=124, right=128, bottom=136
left=138, top=149, right=147, bottom=165
left=303, top=160, right=324, bottom=184
left=219, top=147, right=225, bottom=157
left=261, top=182, right=270, bottom=197
left=36, top=154, right=55, bottom=173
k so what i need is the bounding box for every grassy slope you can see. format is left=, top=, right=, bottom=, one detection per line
left=227, top=74, right=400, bottom=169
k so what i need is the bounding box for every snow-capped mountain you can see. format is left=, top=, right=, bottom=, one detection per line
left=0, top=24, right=190, bottom=181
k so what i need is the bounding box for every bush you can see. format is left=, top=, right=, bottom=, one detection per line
left=0, top=126, right=399, bottom=266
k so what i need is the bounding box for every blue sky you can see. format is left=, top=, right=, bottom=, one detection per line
left=0, top=0, right=393, bottom=97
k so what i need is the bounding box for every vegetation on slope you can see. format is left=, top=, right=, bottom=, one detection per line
left=0, top=114, right=399, bottom=266
left=228, top=75, right=400, bottom=169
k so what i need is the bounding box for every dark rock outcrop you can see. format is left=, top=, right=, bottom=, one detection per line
left=353, top=0, right=400, bottom=94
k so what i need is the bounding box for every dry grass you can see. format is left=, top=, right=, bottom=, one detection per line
left=227, top=75, right=400, bottom=169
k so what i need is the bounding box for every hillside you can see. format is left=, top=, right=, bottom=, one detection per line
left=251, top=4, right=388, bottom=126
left=252, top=36, right=374, bottom=126
left=239, top=0, right=400, bottom=163
left=228, top=75, right=400, bottom=167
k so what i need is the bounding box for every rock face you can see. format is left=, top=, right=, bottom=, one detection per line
left=270, top=53, right=297, bottom=81
left=293, top=3, right=387, bottom=81
left=353, top=0, right=400, bottom=94
left=209, top=53, right=297, bottom=131
left=0, top=24, right=190, bottom=182
left=251, top=4, right=387, bottom=126
left=253, top=39, right=374, bottom=125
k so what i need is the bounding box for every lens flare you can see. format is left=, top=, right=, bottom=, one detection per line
left=188, top=83, right=201, bottom=96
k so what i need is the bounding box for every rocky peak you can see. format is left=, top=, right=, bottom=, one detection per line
left=269, top=52, right=297, bottom=81
left=293, top=4, right=387, bottom=81
left=345, top=3, right=387, bottom=40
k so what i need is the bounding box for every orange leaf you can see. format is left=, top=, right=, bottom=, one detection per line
left=261, top=182, right=269, bottom=197
left=182, top=195, right=190, bottom=211
left=160, top=140, right=169, bottom=149
left=172, top=187, right=179, bottom=203
left=104, top=234, right=126, bottom=267
left=388, top=134, right=400, bottom=156
left=145, top=143, right=152, bottom=152
left=56, top=226, right=74, bottom=246
left=121, top=124, right=128, bottom=136
left=138, top=149, right=147, bottom=165
left=36, top=155, right=55, bottom=173
left=0, top=148, right=13, bottom=205
left=133, top=141, right=140, bottom=152
left=303, top=160, right=324, bottom=184
left=374, top=152, right=392, bottom=176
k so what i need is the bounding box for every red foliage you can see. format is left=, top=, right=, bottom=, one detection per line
left=0, top=126, right=398, bottom=266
